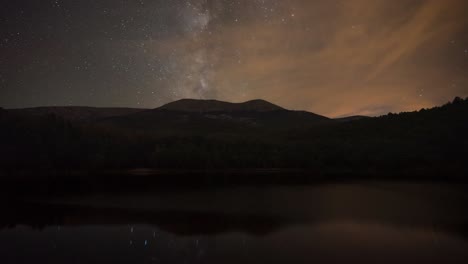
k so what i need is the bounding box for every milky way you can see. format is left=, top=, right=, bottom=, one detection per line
left=1, top=0, right=467, bottom=116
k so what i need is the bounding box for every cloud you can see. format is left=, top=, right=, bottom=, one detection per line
left=363, top=0, right=465, bottom=82
left=82, top=0, right=468, bottom=116
left=184, top=0, right=468, bottom=117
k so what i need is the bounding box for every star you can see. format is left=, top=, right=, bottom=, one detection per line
left=0, top=0, right=466, bottom=117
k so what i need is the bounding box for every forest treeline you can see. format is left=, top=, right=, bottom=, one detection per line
left=0, top=97, right=467, bottom=178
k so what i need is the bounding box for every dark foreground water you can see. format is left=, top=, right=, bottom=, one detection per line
left=1, top=182, right=468, bottom=263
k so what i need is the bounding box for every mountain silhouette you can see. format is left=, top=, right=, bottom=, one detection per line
left=1, top=97, right=467, bottom=178
left=9, top=106, right=145, bottom=122
left=99, top=99, right=330, bottom=131
left=159, top=99, right=285, bottom=112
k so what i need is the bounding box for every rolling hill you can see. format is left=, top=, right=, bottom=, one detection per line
left=1, top=97, right=467, bottom=178
left=8, top=106, right=146, bottom=122
left=159, top=99, right=285, bottom=112
left=98, top=99, right=330, bottom=132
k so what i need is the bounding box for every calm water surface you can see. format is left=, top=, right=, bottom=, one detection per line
left=1, top=182, right=468, bottom=263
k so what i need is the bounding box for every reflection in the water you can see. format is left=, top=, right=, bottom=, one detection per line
left=1, top=183, right=468, bottom=263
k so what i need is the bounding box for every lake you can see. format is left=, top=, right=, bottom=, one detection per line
left=1, top=182, right=468, bottom=263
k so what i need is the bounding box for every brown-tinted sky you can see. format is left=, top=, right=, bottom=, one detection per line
left=1, top=0, right=467, bottom=117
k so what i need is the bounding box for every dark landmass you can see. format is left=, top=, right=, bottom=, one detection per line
left=334, top=115, right=370, bottom=122
left=1, top=97, right=467, bottom=182
left=8, top=106, right=145, bottom=122
left=159, top=98, right=285, bottom=112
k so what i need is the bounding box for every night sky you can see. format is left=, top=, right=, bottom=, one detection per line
left=1, top=0, right=467, bottom=117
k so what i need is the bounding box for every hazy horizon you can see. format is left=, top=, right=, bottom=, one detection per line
left=7, top=96, right=465, bottom=118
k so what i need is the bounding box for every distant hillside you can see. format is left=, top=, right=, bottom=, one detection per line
left=159, top=99, right=285, bottom=113
left=334, top=116, right=370, bottom=122
left=9, top=106, right=146, bottom=122
left=1, top=97, right=467, bottom=178
left=99, top=99, right=330, bottom=132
